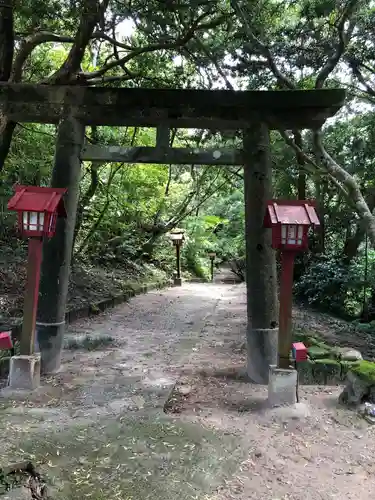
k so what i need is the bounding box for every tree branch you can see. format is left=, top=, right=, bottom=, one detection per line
left=278, top=129, right=350, bottom=198
left=315, top=0, right=359, bottom=89
left=11, top=32, right=75, bottom=82
left=47, top=0, right=110, bottom=84
left=231, top=0, right=295, bottom=89
left=312, top=130, right=375, bottom=242
left=83, top=13, right=227, bottom=80
left=194, top=35, right=234, bottom=90
left=348, top=58, right=375, bottom=98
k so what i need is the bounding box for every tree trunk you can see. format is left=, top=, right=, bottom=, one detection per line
left=48, top=0, right=109, bottom=84
left=0, top=0, right=16, bottom=172
left=72, top=161, right=100, bottom=254
left=294, top=130, right=306, bottom=200
left=243, top=123, right=278, bottom=384
left=314, top=179, right=325, bottom=254
left=342, top=189, right=375, bottom=263
left=0, top=118, right=16, bottom=171
left=36, top=115, right=85, bottom=373
left=0, top=0, right=14, bottom=82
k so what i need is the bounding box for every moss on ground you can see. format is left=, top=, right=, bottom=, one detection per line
left=307, top=345, right=333, bottom=360
left=64, top=333, right=115, bottom=351
left=350, top=360, right=375, bottom=383
left=293, top=330, right=322, bottom=347
left=0, top=411, right=243, bottom=500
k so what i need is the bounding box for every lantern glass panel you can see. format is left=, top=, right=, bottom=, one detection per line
left=170, top=232, right=184, bottom=241
left=23, top=211, right=44, bottom=232
left=281, top=224, right=287, bottom=244
left=281, top=224, right=304, bottom=246
left=297, top=225, right=303, bottom=245
left=287, top=224, right=297, bottom=245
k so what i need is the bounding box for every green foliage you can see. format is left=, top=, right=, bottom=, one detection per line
left=351, top=360, right=375, bottom=383
left=294, top=256, right=365, bottom=317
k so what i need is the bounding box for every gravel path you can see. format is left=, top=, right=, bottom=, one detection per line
left=0, top=279, right=374, bottom=500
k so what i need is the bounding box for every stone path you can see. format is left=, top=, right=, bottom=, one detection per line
left=0, top=278, right=375, bottom=500
left=0, top=281, right=243, bottom=500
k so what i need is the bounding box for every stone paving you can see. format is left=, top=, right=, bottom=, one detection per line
left=0, top=280, right=245, bottom=500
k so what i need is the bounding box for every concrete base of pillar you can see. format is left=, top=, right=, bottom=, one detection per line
left=8, top=354, right=41, bottom=390
left=268, top=365, right=297, bottom=407
left=246, top=327, right=278, bottom=384
left=173, top=277, right=182, bottom=286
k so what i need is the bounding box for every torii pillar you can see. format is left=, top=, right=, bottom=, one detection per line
left=243, top=123, right=278, bottom=384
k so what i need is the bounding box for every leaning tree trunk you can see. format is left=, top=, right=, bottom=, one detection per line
left=0, top=0, right=16, bottom=172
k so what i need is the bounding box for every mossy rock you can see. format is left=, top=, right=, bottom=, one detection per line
left=339, top=363, right=375, bottom=405
left=307, top=344, right=334, bottom=360
left=313, top=359, right=341, bottom=385
left=350, top=360, right=375, bottom=383
left=340, top=360, right=361, bottom=381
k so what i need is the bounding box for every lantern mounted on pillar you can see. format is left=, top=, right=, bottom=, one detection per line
left=264, top=200, right=320, bottom=251
left=169, top=230, right=185, bottom=246
left=264, top=200, right=320, bottom=370
left=7, top=185, right=67, bottom=362
left=8, top=185, right=67, bottom=239
left=169, top=230, right=185, bottom=286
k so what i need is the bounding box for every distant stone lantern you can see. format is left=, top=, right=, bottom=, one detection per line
left=7, top=185, right=67, bottom=390
left=264, top=200, right=320, bottom=369
left=207, top=252, right=216, bottom=282
left=169, top=230, right=185, bottom=286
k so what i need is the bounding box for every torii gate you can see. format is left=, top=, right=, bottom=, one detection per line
left=0, top=84, right=345, bottom=382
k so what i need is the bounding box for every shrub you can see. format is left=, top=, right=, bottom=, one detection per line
left=294, top=256, right=363, bottom=318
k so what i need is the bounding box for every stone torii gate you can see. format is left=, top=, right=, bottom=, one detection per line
left=0, top=84, right=345, bottom=382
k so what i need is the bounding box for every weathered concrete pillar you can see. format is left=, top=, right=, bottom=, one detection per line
left=243, top=123, right=278, bottom=384
left=36, top=115, right=85, bottom=373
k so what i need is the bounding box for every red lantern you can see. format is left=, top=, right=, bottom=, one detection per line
left=7, top=185, right=68, bottom=356
left=264, top=199, right=320, bottom=370
left=264, top=200, right=320, bottom=251
left=7, top=185, right=67, bottom=239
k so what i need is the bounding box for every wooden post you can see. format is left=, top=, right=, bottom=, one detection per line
left=243, top=123, right=278, bottom=384
left=278, top=251, right=296, bottom=368
left=176, top=243, right=181, bottom=279
left=20, top=238, right=43, bottom=355
left=36, top=115, right=85, bottom=373
left=210, top=257, right=214, bottom=282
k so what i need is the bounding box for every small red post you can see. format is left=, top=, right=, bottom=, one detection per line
left=20, top=238, right=43, bottom=355
left=278, top=250, right=296, bottom=369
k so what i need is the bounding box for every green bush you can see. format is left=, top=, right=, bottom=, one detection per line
left=294, top=256, right=364, bottom=318
left=183, top=241, right=209, bottom=280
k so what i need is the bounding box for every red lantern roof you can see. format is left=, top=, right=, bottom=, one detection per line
left=7, top=185, right=67, bottom=217
left=264, top=200, right=320, bottom=228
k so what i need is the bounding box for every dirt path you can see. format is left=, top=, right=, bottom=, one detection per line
left=166, top=285, right=375, bottom=499
left=0, top=281, right=374, bottom=499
